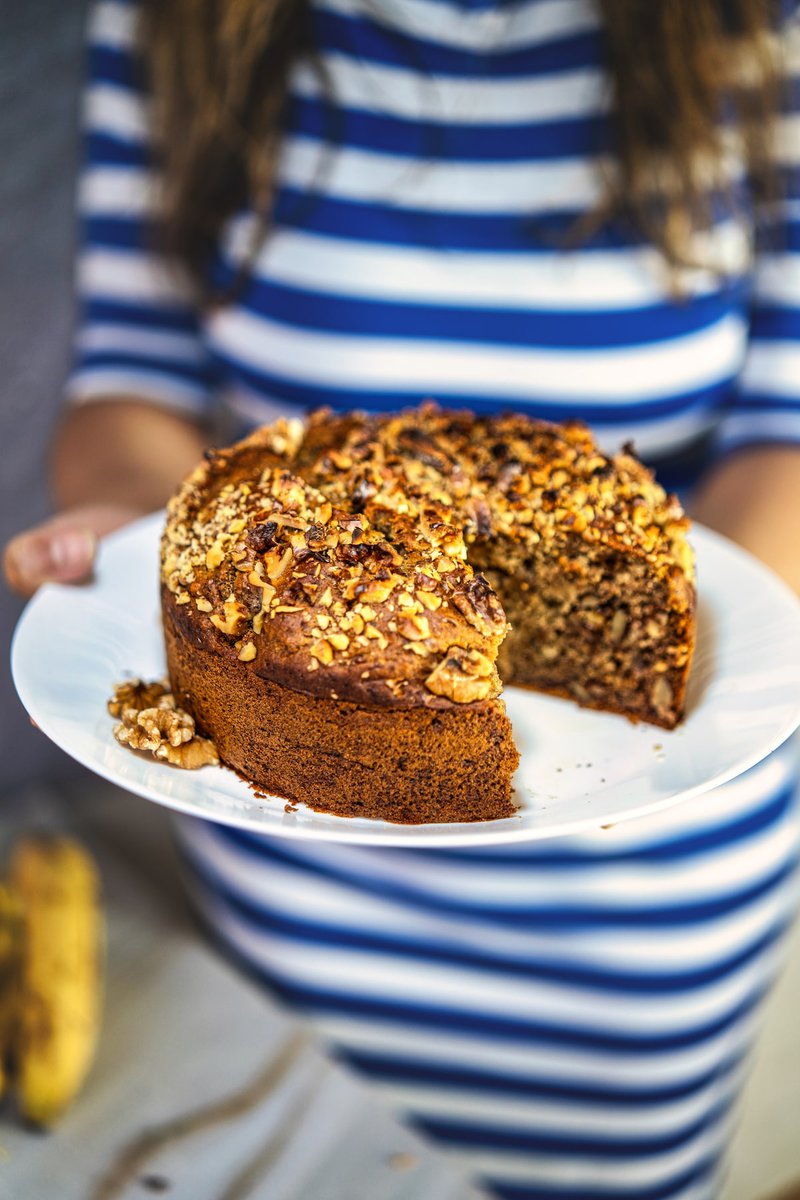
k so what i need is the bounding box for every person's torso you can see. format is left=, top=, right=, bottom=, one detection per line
left=202, top=0, right=756, bottom=488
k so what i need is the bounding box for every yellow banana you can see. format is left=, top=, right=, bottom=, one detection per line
left=9, top=835, right=103, bottom=1126
left=0, top=884, right=22, bottom=1098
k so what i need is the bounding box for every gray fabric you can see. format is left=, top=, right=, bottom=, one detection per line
left=0, top=0, right=89, bottom=787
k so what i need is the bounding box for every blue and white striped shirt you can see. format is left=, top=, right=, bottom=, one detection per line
left=70, top=0, right=800, bottom=477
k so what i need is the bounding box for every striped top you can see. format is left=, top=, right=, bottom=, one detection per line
left=70, top=0, right=800, bottom=480
left=172, top=741, right=800, bottom=1197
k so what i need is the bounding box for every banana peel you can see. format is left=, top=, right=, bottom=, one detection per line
left=7, top=834, right=103, bottom=1127
left=0, top=883, right=22, bottom=1099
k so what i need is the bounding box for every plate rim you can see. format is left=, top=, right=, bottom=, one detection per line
left=10, top=511, right=800, bottom=847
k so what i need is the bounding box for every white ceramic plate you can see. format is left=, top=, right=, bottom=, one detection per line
left=11, top=512, right=800, bottom=846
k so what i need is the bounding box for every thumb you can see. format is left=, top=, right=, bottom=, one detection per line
left=3, top=504, right=143, bottom=598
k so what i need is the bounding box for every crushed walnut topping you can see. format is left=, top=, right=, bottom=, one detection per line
left=110, top=680, right=219, bottom=768
left=107, top=678, right=173, bottom=718
left=160, top=404, right=694, bottom=705
left=425, top=647, right=497, bottom=704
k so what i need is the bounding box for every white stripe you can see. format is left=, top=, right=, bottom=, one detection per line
left=784, top=18, right=800, bottom=73
left=591, top=411, right=717, bottom=460
left=231, top=221, right=750, bottom=310
left=85, top=83, right=149, bottom=142
left=279, top=135, right=605, bottom=211
left=88, top=0, right=136, bottom=49
left=773, top=113, right=800, bottom=166
left=718, top=410, right=800, bottom=447
left=196, top=890, right=785, bottom=1034
left=740, top=341, right=800, bottom=399
left=227, top=387, right=302, bottom=429
left=83, top=149, right=596, bottom=230
left=77, top=325, right=205, bottom=364
left=79, top=248, right=193, bottom=306
left=207, top=306, right=746, bottom=403
left=278, top=128, right=741, bottom=217
left=79, top=167, right=156, bottom=216
left=754, top=252, right=800, bottom=306
left=65, top=368, right=208, bottom=410
left=293, top=55, right=609, bottom=124
left=316, top=0, right=598, bottom=52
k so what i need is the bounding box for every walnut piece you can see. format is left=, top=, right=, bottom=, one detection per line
left=114, top=706, right=192, bottom=753
left=451, top=576, right=507, bottom=636
left=650, top=675, right=674, bottom=716
left=107, top=678, right=172, bottom=718
left=425, top=647, right=497, bottom=704
left=111, top=681, right=219, bottom=770
left=154, top=738, right=219, bottom=768
left=140, top=707, right=194, bottom=747
left=210, top=597, right=250, bottom=637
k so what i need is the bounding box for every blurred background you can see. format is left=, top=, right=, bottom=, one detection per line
left=0, top=0, right=88, bottom=791
left=0, top=3, right=798, bottom=1198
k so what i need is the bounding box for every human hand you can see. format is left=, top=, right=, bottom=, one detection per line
left=3, top=504, right=145, bottom=598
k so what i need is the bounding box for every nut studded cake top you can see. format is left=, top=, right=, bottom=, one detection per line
left=161, top=404, right=695, bottom=710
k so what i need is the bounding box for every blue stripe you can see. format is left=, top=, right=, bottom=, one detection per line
left=313, top=10, right=603, bottom=78
left=726, top=395, right=800, bottom=414
left=180, top=839, right=794, bottom=996
left=414, top=1096, right=732, bottom=1156
left=86, top=186, right=736, bottom=265
left=271, top=188, right=653, bottom=250
left=82, top=298, right=200, bottom=334
left=750, top=306, right=800, bottom=339
left=205, top=934, right=773, bottom=1053
left=75, top=350, right=212, bottom=387
left=201, top=822, right=800, bottom=928
left=761, top=221, right=800, bottom=251
left=271, top=182, right=750, bottom=247
left=285, top=94, right=610, bottom=162
left=338, top=1047, right=746, bottom=1107
left=778, top=165, right=800, bottom=202
left=87, top=43, right=145, bottom=92
left=86, top=132, right=151, bottom=168
left=83, top=215, right=155, bottom=250
left=213, top=348, right=736, bottom=425
left=211, top=270, right=746, bottom=350
left=86, top=185, right=658, bottom=255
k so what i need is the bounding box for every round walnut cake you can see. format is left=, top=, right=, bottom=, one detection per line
left=160, top=404, right=696, bottom=824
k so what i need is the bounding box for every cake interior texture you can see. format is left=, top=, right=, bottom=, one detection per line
left=160, top=405, right=696, bottom=824
left=481, top=542, right=689, bottom=727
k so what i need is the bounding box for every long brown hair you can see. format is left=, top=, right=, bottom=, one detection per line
left=140, top=0, right=782, bottom=297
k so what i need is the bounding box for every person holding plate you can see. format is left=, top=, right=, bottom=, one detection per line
left=5, top=1, right=800, bottom=1196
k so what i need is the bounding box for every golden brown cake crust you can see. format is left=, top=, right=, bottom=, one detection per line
left=160, top=404, right=696, bottom=820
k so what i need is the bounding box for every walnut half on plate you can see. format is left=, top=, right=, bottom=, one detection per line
left=109, top=679, right=218, bottom=769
